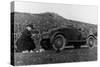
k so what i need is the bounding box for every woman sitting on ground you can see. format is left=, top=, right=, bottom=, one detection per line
left=16, top=24, right=36, bottom=52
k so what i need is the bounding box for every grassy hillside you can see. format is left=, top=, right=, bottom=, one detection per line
left=11, top=12, right=97, bottom=43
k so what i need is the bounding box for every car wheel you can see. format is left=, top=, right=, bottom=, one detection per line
left=52, top=34, right=66, bottom=51
left=87, top=36, right=96, bottom=48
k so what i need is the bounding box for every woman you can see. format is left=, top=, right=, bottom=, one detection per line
left=16, top=24, right=36, bottom=52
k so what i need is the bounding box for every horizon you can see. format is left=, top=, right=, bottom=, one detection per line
left=12, top=11, right=97, bottom=25
left=12, top=1, right=98, bottom=24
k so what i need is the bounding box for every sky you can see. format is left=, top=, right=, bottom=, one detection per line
left=13, top=1, right=98, bottom=24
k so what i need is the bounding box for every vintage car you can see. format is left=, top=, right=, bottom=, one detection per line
left=32, top=26, right=96, bottom=51
left=12, top=12, right=97, bottom=52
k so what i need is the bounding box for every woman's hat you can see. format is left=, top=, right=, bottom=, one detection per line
left=26, top=24, right=35, bottom=29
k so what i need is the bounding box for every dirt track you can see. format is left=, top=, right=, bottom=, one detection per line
left=14, top=47, right=97, bottom=66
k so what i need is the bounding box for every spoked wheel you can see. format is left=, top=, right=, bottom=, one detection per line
left=87, top=36, right=96, bottom=48
left=52, top=34, right=66, bottom=52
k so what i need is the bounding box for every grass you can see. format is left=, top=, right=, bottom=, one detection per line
left=14, top=47, right=97, bottom=66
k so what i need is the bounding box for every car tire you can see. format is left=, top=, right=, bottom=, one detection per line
left=86, top=35, right=96, bottom=48
left=52, top=34, right=66, bottom=51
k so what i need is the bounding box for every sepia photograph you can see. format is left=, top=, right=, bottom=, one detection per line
left=11, top=1, right=98, bottom=66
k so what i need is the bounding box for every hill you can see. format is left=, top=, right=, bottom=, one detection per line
left=11, top=12, right=97, bottom=41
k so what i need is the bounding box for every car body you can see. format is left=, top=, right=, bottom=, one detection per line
left=32, top=26, right=96, bottom=51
